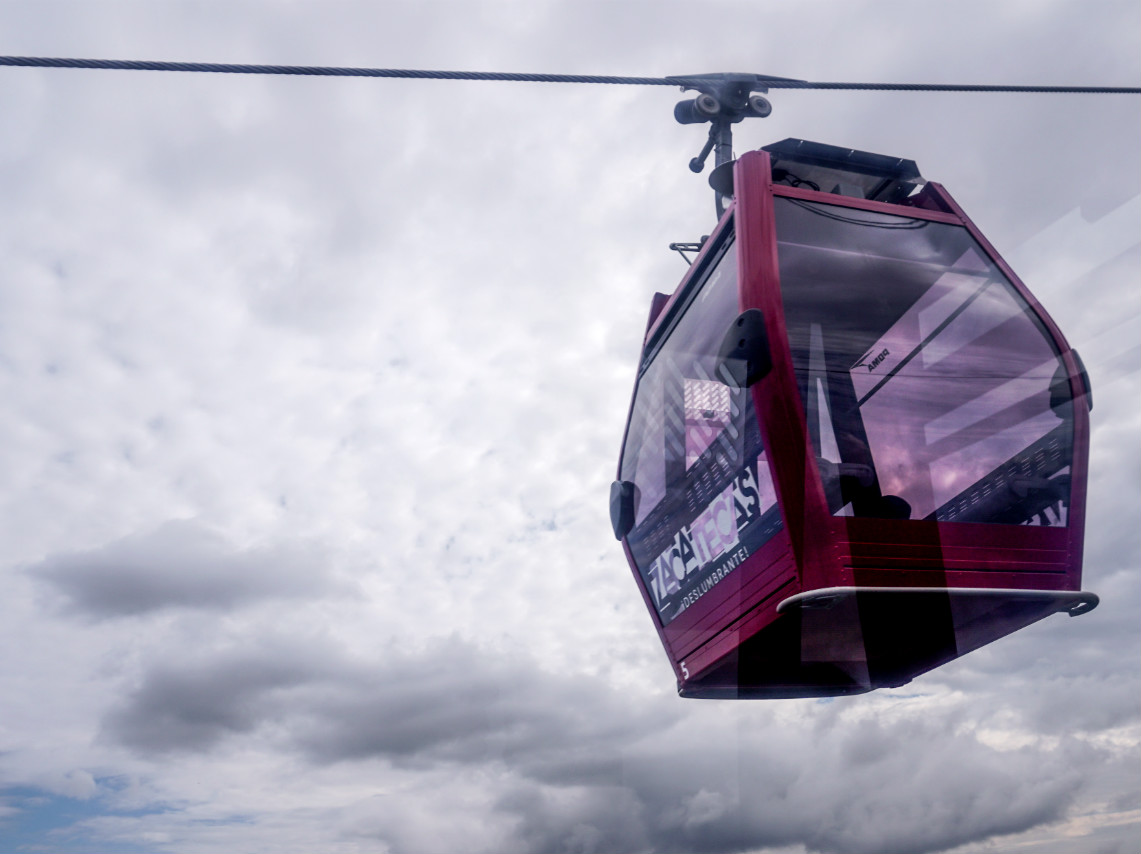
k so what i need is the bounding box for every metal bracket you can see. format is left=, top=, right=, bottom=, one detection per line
left=668, top=240, right=705, bottom=265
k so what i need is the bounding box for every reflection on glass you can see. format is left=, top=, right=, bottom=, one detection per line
left=775, top=198, right=1073, bottom=526
left=620, top=238, right=784, bottom=624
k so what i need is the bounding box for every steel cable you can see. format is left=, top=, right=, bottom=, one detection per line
left=2, top=56, right=1139, bottom=93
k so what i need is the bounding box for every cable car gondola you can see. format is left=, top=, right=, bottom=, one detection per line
left=611, top=129, right=1096, bottom=698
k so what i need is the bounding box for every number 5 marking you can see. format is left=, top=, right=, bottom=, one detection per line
left=680, top=661, right=689, bottom=679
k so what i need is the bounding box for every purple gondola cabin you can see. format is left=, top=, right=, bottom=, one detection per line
left=611, top=139, right=1096, bottom=698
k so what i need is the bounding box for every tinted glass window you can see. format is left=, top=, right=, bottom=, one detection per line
left=774, top=198, right=1073, bottom=526
left=620, top=237, right=783, bottom=625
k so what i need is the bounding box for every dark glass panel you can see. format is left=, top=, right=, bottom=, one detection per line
left=620, top=237, right=783, bottom=625
left=774, top=198, right=1073, bottom=526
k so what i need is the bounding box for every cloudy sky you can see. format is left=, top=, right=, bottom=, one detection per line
left=0, top=2, right=1138, bottom=852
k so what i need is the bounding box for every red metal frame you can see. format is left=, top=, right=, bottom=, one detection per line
left=617, top=148, right=1092, bottom=696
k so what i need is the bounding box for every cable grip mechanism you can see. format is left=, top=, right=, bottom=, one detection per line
left=667, top=72, right=796, bottom=217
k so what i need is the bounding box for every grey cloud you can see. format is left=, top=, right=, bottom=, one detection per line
left=103, top=635, right=675, bottom=769
left=101, top=636, right=1096, bottom=854
left=495, top=710, right=1091, bottom=854
left=30, top=520, right=338, bottom=618
left=599, top=715, right=1085, bottom=854
left=494, top=783, right=651, bottom=854
left=291, top=638, right=664, bottom=771
left=102, top=641, right=331, bottom=753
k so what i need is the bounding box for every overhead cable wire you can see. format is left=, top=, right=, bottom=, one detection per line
left=1, top=56, right=1139, bottom=93
left=781, top=81, right=1141, bottom=93
left=0, top=56, right=677, bottom=85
